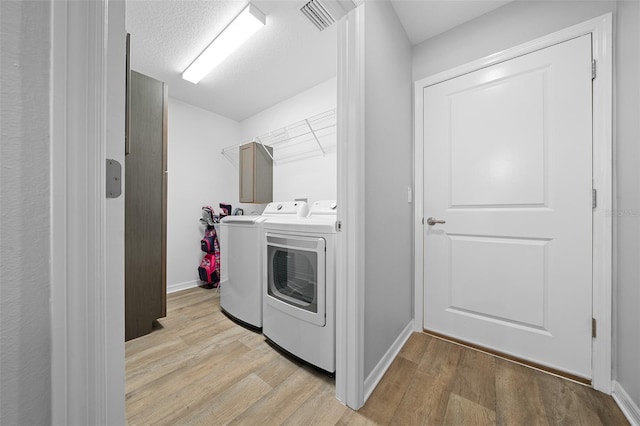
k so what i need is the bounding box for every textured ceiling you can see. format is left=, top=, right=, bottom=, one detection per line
left=127, top=0, right=513, bottom=122
left=127, top=0, right=337, bottom=122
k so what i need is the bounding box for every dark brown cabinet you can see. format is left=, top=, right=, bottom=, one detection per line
left=125, top=71, right=167, bottom=341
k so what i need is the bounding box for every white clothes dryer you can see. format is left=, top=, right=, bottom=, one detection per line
left=262, top=200, right=337, bottom=372
left=220, top=201, right=308, bottom=330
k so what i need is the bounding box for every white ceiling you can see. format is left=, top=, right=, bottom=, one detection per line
left=390, top=0, right=513, bottom=45
left=127, top=0, right=337, bottom=122
left=126, top=0, right=512, bottom=122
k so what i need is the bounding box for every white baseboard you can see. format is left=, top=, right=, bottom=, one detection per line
left=613, top=381, right=640, bottom=426
left=167, top=280, right=199, bottom=294
left=363, top=321, right=414, bottom=402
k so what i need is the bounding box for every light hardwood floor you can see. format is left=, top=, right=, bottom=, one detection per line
left=126, top=287, right=628, bottom=425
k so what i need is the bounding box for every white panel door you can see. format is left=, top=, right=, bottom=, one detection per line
left=423, top=35, right=593, bottom=378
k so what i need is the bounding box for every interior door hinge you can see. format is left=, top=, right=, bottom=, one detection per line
left=335, top=220, right=342, bottom=232
left=592, top=318, right=597, bottom=338
left=422, top=217, right=424, bottom=225
left=592, top=188, right=597, bottom=208
left=592, top=59, right=597, bottom=80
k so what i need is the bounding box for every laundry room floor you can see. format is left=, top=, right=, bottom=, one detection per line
left=125, top=287, right=628, bottom=425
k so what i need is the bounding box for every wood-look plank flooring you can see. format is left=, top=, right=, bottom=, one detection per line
left=126, top=287, right=628, bottom=425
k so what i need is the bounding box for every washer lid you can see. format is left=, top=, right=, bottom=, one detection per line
left=220, top=215, right=266, bottom=224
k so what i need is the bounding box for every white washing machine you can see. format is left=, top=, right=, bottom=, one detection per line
left=262, top=200, right=337, bottom=372
left=219, top=201, right=308, bottom=330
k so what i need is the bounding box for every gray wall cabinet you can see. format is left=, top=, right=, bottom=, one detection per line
left=239, top=141, right=273, bottom=204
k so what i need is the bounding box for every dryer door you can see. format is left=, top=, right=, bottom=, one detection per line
left=265, top=233, right=326, bottom=326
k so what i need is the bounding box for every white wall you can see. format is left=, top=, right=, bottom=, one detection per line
left=240, top=78, right=337, bottom=205
left=167, top=79, right=337, bottom=292
left=167, top=98, right=240, bottom=291
left=362, top=1, right=413, bottom=379
left=412, top=0, right=640, bottom=413
left=0, top=1, right=52, bottom=424
left=413, top=1, right=616, bottom=81
left=614, top=0, right=640, bottom=413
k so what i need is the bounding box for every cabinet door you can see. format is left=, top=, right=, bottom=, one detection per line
left=239, top=143, right=255, bottom=203
left=239, top=141, right=273, bottom=203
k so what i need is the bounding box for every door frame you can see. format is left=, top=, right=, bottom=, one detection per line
left=51, top=0, right=126, bottom=423
left=51, top=0, right=366, bottom=419
left=336, top=5, right=366, bottom=409
left=413, top=14, right=613, bottom=393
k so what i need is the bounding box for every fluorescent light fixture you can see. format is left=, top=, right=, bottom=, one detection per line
left=182, top=3, right=266, bottom=84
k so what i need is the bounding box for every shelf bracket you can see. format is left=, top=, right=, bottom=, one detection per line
left=255, top=136, right=276, bottom=165
left=220, top=147, right=238, bottom=167
left=305, top=118, right=325, bottom=156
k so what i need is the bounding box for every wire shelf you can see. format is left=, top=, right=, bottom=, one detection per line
left=221, top=108, right=337, bottom=166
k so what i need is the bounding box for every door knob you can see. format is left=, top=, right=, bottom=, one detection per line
left=426, top=217, right=446, bottom=226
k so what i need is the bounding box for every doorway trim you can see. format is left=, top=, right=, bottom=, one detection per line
left=413, top=13, right=613, bottom=393
left=51, top=0, right=126, bottom=423
left=336, top=6, right=366, bottom=410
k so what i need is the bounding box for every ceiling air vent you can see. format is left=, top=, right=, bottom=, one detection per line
left=300, top=0, right=360, bottom=31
